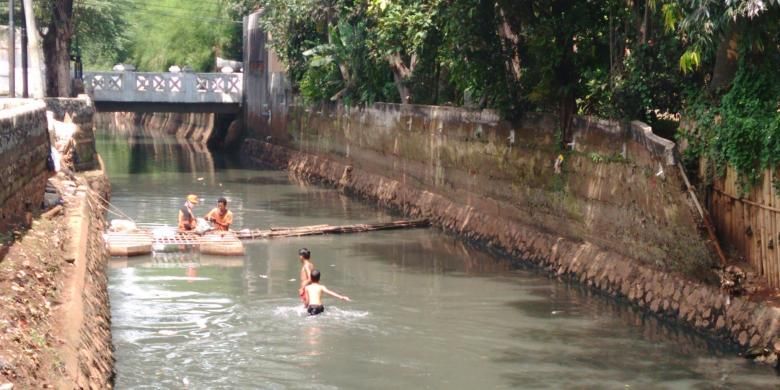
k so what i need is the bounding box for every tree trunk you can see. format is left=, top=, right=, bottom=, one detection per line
left=710, top=28, right=739, bottom=92
left=497, top=8, right=521, bottom=82
left=388, top=53, right=414, bottom=104
left=556, top=34, right=577, bottom=149
left=640, top=0, right=649, bottom=45
left=42, top=0, right=74, bottom=97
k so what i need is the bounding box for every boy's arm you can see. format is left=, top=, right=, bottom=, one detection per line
left=323, top=286, right=351, bottom=301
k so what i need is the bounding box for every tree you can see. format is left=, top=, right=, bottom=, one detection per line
left=39, top=0, right=74, bottom=97
left=367, top=0, right=440, bottom=104
left=74, top=0, right=130, bottom=71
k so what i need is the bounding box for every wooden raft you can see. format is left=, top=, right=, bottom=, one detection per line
left=106, top=219, right=430, bottom=257
left=234, top=219, right=430, bottom=240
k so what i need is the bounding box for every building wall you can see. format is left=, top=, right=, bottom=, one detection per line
left=243, top=12, right=268, bottom=136
left=0, top=25, right=45, bottom=98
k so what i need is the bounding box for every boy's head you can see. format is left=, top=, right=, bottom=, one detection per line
left=217, top=197, right=228, bottom=211
left=310, top=269, right=321, bottom=282
left=298, top=248, right=311, bottom=260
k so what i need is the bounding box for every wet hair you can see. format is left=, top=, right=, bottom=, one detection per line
left=218, top=197, right=227, bottom=206
left=298, top=248, right=311, bottom=259
left=310, top=269, right=321, bottom=282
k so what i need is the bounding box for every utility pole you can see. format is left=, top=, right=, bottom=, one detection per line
left=22, top=0, right=40, bottom=98
left=20, top=0, right=27, bottom=97
left=8, top=0, right=15, bottom=97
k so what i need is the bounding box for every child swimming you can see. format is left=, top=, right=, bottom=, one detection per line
left=303, top=269, right=351, bottom=315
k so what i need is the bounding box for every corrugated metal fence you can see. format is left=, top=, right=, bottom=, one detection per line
left=708, top=167, right=780, bottom=287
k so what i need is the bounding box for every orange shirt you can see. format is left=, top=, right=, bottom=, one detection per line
left=206, top=208, right=233, bottom=230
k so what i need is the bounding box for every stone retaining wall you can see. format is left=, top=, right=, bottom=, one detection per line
left=254, top=103, right=711, bottom=277
left=0, top=99, right=50, bottom=232
left=44, top=96, right=99, bottom=172
left=242, top=139, right=780, bottom=364
left=59, top=169, right=113, bottom=388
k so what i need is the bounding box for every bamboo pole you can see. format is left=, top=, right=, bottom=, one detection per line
left=677, top=163, right=727, bottom=267
left=236, top=219, right=431, bottom=239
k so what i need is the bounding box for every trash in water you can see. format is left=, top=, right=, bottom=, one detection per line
left=288, top=278, right=296, bottom=282
left=551, top=310, right=563, bottom=315
left=197, top=177, right=204, bottom=181
left=330, top=264, right=336, bottom=267
left=258, top=274, right=268, bottom=279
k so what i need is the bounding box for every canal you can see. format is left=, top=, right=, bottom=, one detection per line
left=97, top=130, right=778, bottom=388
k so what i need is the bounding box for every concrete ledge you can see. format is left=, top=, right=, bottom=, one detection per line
left=630, top=120, right=676, bottom=166
left=56, top=170, right=113, bottom=388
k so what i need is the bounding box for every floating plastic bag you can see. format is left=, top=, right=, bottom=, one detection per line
left=110, top=219, right=137, bottom=232
left=194, top=217, right=212, bottom=234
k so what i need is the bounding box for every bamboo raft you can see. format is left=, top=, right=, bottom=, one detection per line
left=106, top=219, right=430, bottom=257
left=234, top=219, right=430, bottom=239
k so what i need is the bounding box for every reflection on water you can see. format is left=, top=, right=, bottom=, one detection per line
left=99, top=132, right=779, bottom=389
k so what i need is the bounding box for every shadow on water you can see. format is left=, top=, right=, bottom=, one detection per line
left=97, top=126, right=245, bottom=176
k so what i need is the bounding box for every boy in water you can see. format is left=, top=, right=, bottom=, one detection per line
left=304, top=269, right=350, bottom=315
left=298, top=248, right=315, bottom=305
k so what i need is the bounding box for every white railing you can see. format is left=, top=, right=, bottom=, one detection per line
left=83, top=72, right=242, bottom=104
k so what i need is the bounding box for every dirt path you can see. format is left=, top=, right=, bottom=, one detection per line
left=0, top=171, right=113, bottom=389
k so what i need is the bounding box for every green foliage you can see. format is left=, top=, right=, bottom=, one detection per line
left=299, top=61, right=342, bottom=103
left=682, top=55, right=780, bottom=192
left=65, top=0, right=244, bottom=71
left=258, top=0, right=326, bottom=85
left=47, top=0, right=780, bottom=190
left=74, top=1, right=131, bottom=70
left=613, top=39, right=687, bottom=122
left=125, top=0, right=237, bottom=71
left=588, top=152, right=605, bottom=164
left=438, top=0, right=513, bottom=110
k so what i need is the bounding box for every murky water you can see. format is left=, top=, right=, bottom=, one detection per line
left=98, top=132, right=779, bottom=389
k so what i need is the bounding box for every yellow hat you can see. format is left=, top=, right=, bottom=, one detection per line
left=187, top=194, right=199, bottom=204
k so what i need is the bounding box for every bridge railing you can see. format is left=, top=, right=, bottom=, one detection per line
left=83, top=72, right=243, bottom=104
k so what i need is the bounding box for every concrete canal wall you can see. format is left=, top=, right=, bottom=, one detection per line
left=242, top=103, right=780, bottom=364
left=97, top=111, right=215, bottom=142
left=0, top=100, right=50, bottom=232
left=0, top=97, right=114, bottom=388
left=96, top=111, right=243, bottom=149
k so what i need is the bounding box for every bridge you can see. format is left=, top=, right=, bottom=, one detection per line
left=82, top=71, right=242, bottom=113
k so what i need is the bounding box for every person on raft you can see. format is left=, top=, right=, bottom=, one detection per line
left=178, top=194, right=199, bottom=232
left=205, top=197, right=234, bottom=231
left=303, top=269, right=351, bottom=316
